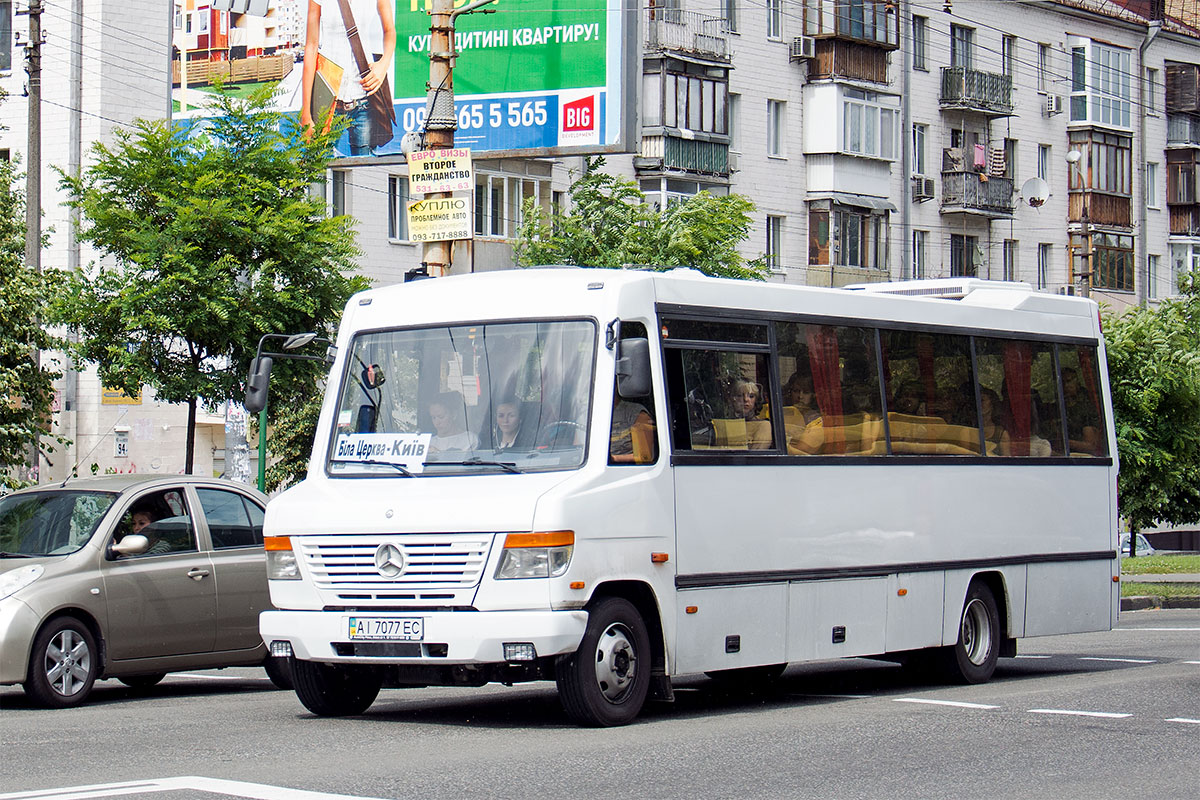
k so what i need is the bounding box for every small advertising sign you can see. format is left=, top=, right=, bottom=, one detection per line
left=101, top=386, right=142, bottom=405
left=334, top=433, right=432, bottom=473
left=407, top=197, right=473, bottom=243
left=408, top=148, right=473, bottom=195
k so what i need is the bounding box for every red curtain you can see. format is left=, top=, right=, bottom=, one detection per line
left=806, top=325, right=844, bottom=454
left=1002, top=342, right=1033, bottom=456
left=916, top=335, right=937, bottom=412
left=1076, top=348, right=1103, bottom=419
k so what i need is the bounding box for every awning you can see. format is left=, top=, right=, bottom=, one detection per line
left=807, top=192, right=897, bottom=212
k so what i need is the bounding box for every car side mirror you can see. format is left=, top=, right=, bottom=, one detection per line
left=111, top=534, right=150, bottom=557
left=616, top=337, right=652, bottom=399
left=245, top=356, right=274, bottom=415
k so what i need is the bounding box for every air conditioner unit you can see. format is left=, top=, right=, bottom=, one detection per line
left=1045, top=94, right=1064, bottom=116
left=1057, top=285, right=1076, bottom=296
left=911, top=175, right=935, bottom=201
left=790, top=36, right=816, bottom=62
left=727, top=152, right=740, bottom=173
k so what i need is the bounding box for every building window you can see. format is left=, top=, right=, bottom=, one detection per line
left=1070, top=37, right=1132, bottom=128
left=1147, top=162, right=1159, bottom=209
left=1002, top=35, right=1016, bottom=78
left=767, top=100, right=785, bottom=158
left=913, top=229, right=927, bottom=279
left=198, top=12, right=209, bottom=34
left=1148, top=254, right=1160, bottom=300
left=1168, top=151, right=1198, bottom=204
left=1038, top=144, right=1051, bottom=182
left=173, top=4, right=183, bottom=31
left=186, top=13, right=193, bottom=34
left=387, top=176, right=409, bottom=241
left=841, top=89, right=897, bottom=160
left=721, top=0, right=737, bottom=33
left=950, top=234, right=978, bottom=277
left=1038, top=243, right=1052, bottom=289
left=1092, top=233, right=1134, bottom=292
left=649, top=63, right=730, bottom=135
left=912, top=16, right=927, bottom=71
left=1037, top=43, right=1051, bottom=92
left=1003, top=240, right=1017, bottom=282
left=1069, top=129, right=1132, bottom=196
left=766, top=215, right=783, bottom=270
left=1003, top=138, right=1018, bottom=180
left=836, top=208, right=888, bottom=270
left=729, top=93, right=740, bottom=151
left=767, top=0, right=782, bottom=40
left=330, top=170, right=347, bottom=217
left=1147, top=67, right=1159, bottom=114
left=1170, top=243, right=1199, bottom=294
left=0, top=2, right=10, bottom=72
left=804, top=0, right=897, bottom=46
left=950, top=25, right=973, bottom=70
left=913, top=123, right=927, bottom=175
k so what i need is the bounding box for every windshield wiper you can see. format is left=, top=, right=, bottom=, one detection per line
left=331, top=459, right=416, bottom=477
left=0, top=551, right=35, bottom=558
left=432, top=457, right=522, bottom=474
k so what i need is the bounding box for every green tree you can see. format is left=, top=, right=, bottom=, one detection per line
left=1104, top=272, right=1200, bottom=537
left=59, top=85, right=366, bottom=474
left=0, top=156, right=62, bottom=489
left=515, top=157, right=767, bottom=280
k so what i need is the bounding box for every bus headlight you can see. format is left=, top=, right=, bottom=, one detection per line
left=264, top=536, right=301, bottom=580
left=494, top=531, right=574, bottom=580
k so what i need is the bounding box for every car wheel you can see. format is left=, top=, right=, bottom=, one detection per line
left=941, top=580, right=1000, bottom=684
left=264, top=655, right=294, bottom=690
left=556, top=597, right=651, bottom=727
left=291, top=659, right=381, bottom=716
left=118, top=673, right=166, bottom=689
left=24, top=616, right=99, bottom=708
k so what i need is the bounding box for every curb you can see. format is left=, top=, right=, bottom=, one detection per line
left=1120, top=595, right=1200, bottom=610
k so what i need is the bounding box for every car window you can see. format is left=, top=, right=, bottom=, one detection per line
left=116, top=488, right=197, bottom=557
left=196, top=488, right=263, bottom=549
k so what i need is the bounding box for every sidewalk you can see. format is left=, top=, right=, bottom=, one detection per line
left=1120, top=572, right=1200, bottom=610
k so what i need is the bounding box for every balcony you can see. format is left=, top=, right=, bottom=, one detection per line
left=644, top=9, right=730, bottom=64
left=939, top=67, right=1013, bottom=117
left=637, top=134, right=729, bottom=177
left=1167, top=113, right=1200, bottom=148
left=940, top=172, right=1014, bottom=217
left=1069, top=192, right=1132, bottom=229
left=1170, top=205, right=1200, bottom=237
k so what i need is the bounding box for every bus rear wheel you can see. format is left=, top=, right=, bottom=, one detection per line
left=942, top=580, right=1000, bottom=684
left=292, top=659, right=381, bottom=716
left=556, top=597, right=651, bottom=727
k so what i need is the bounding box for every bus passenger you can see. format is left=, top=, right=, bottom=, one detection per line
left=429, top=392, right=479, bottom=453
left=979, top=388, right=1007, bottom=453
left=610, top=398, right=655, bottom=464
left=492, top=398, right=524, bottom=452
left=891, top=381, right=924, bottom=416
left=783, top=372, right=820, bottom=424
left=730, top=379, right=764, bottom=420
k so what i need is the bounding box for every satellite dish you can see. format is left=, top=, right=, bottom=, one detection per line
left=1021, top=177, right=1051, bottom=208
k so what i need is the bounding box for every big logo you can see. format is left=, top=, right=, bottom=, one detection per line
left=563, top=95, right=596, bottom=132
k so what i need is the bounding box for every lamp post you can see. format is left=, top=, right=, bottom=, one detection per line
left=245, top=333, right=334, bottom=492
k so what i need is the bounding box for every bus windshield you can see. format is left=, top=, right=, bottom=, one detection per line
left=328, top=319, right=597, bottom=476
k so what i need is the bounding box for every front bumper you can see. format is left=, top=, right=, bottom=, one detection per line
left=261, top=608, right=588, bottom=665
left=0, top=598, right=39, bottom=685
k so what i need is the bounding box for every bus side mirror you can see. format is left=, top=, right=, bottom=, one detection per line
left=245, top=356, right=274, bottom=415
left=616, top=338, right=652, bottom=399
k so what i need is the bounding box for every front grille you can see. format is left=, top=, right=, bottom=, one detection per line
left=297, top=534, right=496, bottom=604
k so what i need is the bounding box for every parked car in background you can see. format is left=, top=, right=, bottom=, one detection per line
left=0, top=475, right=288, bottom=707
left=1118, top=532, right=1157, bottom=556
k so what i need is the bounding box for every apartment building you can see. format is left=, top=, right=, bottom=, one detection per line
left=3, top=0, right=1199, bottom=482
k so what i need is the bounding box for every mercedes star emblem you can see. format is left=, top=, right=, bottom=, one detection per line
left=374, top=543, right=406, bottom=578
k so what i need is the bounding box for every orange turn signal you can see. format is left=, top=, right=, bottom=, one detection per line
left=897, top=588, right=908, bottom=597
left=503, top=531, right=575, bottom=549
left=569, top=581, right=586, bottom=590
left=1113, top=575, right=1120, bottom=582
left=264, top=536, right=292, bottom=552
left=685, top=606, right=698, bottom=614
left=651, top=552, right=669, bottom=563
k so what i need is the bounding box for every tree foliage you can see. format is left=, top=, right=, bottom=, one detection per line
left=58, top=85, right=366, bottom=473
left=515, top=157, right=767, bottom=280
left=1104, top=272, right=1200, bottom=533
left=0, top=156, right=62, bottom=489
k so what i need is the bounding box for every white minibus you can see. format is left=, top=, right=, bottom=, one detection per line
left=257, top=268, right=1119, bottom=726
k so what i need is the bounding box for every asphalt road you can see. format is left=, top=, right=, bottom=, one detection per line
left=1, top=608, right=1197, bottom=800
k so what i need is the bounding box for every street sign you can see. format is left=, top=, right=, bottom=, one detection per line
left=407, top=197, right=473, bottom=243
left=408, top=148, right=473, bottom=195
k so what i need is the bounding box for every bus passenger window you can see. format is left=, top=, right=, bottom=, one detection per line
left=973, top=338, right=1063, bottom=457
left=610, top=323, right=658, bottom=465
left=1059, top=345, right=1108, bottom=457
left=881, top=330, right=979, bottom=456
left=670, top=349, right=773, bottom=451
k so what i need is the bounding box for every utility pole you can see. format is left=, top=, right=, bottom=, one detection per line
left=420, top=0, right=495, bottom=277
left=23, top=0, right=43, bottom=477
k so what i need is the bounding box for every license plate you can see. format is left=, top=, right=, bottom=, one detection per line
left=347, top=616, right=424, bottom=641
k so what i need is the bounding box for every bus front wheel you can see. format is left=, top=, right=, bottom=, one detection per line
left=292, top=659, right=381, bottom=716
left=556, top=597, right=651, bottom=727
left=943, top=580, right=1000, bottom=684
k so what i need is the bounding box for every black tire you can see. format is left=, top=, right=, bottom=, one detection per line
left=24, top=616, right=99, bottom=708
left=118, top=673, right=166, bottom=689
left=705, top=663, right=788, bottom=685
left=556, top=597, right=651, bottom=727
left=264, top=656, right=295, bottom=690
left=941, top=580, right=1001, bottom=684
left=291, top=659, right=381, bottom=717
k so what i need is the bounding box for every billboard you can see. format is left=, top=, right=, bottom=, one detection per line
left=172, top=1, right=635, bottom=163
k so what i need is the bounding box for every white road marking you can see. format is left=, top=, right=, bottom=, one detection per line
left=1079, top=657, right=1156, bottom=664
left=165, top=673, right=258, bottom=681
left=1166, top=718, right=1200, bottom=725
left=1014, top=654, right=1052, bottom=659
left=1118, top=628, right=1200, bottom=632
left=1028, top=708, right=1131, bottom=719
left=1184, top=661, right=1200, bottom=665
left=792, top=693, right=870, bottom=699
left=0, top=776, right=388, bottom=800
left=894, top=698, right=999, bottom=709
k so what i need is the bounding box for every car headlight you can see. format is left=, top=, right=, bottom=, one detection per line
left=264, top=536, right=301, bottom=580
left=494, top=531, right=574, bottom=580
left=0, top=564, right=45, bottom=601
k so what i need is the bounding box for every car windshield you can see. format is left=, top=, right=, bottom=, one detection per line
left=0, top=491, right=117, bottom=557
left=328, top=319, right=597, bottom=476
